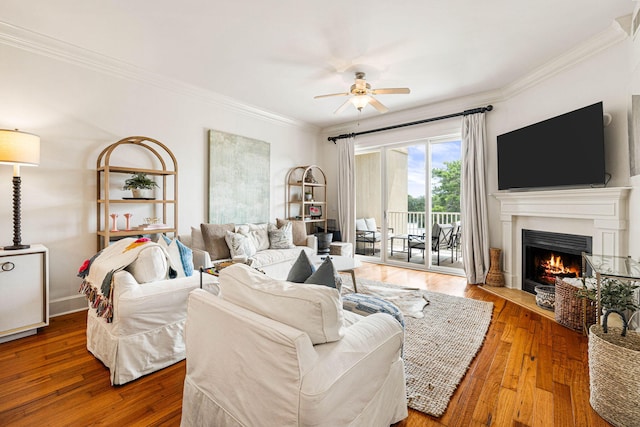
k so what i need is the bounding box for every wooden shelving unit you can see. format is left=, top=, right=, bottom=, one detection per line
left=286, top=165, right=327, bottom=234
left=96, top=136, right=178, bottom=250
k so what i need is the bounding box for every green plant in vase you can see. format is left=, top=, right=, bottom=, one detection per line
left=578, top=277, right=640, bottom=328
left=123, top=173, right=159, bottom=198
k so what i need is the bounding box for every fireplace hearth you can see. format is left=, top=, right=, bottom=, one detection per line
left=522, top=230, right=592, bottom=294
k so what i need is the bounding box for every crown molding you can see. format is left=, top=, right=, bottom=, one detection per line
left=0, top=18, right=628, bottom=136
left=501, top=20, right=629, bottom=99
left=0, top=21, right=318, bottom=133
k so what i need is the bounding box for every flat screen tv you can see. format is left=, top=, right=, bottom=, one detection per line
left=497, top=102, right=606, bottom=190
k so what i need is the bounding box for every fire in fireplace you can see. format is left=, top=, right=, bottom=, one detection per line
left=532, top=249, right=581, bottom=286
left=522, top=230, right=592, bottom=294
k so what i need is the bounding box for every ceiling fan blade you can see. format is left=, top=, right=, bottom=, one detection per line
left=334, top=98, right=353, bottom=114
left=314, top=92, right=350, bottom=99
left=368, top=97, right=389, bottom=114
left=371, top=88, right=411, bottom=95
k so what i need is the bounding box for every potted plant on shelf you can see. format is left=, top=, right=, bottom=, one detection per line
left=123, top=173, right=159, bottom=199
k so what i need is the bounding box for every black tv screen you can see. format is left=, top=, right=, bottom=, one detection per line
left=497, top=102, right=606, bottom=190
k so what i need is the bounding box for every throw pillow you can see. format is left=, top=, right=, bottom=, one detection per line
left=160, top=235, right=194, bottom=277
left=304, top=256, right=342, bottom=291
left=276, top=218, right=308, bottom=246
left=268, top=222, right=295, bottom=249
left=286, top=250, right=316, bottom=283
left=200, top=223, right=235, bottom=260
left=125, top=246, right=168, bottom=283
left=224, top=230, right=257, bottom=258
left=364, top=217, right=377, bottom=231
left=355, top=218, right=367, bottom=231
left=190, top=226, right=206, bottom=251
left=342, top=294, right=405, bottom=328
left=236, top=223, right=270, bottom=252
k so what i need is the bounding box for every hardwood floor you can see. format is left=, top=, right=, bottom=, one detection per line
left=0, top=263, right=611, bottom=426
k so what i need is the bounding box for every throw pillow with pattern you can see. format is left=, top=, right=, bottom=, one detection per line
left=268, top=222, right=295, bottom=249
left=225, top=230, right=257, bottom=258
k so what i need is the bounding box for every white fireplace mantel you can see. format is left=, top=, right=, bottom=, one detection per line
left=493, top=187, right=631, bottom=289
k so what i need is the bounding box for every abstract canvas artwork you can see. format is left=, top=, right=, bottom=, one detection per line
left=208, top=130, right=270, bottom=224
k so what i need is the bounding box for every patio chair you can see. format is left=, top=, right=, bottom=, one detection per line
left=448, top=222, right=462, bottom=261
left=431, top=223, right=455, bottom=265
left=407, top=233, right=426, bottom=262
left=355, top=217, right=393, bottom=256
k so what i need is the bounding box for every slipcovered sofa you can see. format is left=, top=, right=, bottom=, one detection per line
left=179, top=220, right=317, bottom=280
left=79, top=237, right=219, bottom=385
left=181, top=264, right=408, bottom=426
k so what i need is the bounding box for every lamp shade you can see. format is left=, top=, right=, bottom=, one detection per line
left=0, top=129, right=40, bottom=166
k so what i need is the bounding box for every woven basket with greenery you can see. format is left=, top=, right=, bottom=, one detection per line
left=588, top=310, right=640, bottom=427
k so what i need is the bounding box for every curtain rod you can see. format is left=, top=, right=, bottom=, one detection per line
left=327, top=105, right=493, bottom=143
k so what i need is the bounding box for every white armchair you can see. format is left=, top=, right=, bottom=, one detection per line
left=181, top=264, right=408, bottom=426
left=80, top=237, right=219, bottom=385
left=86, top=270, right=219, bottom=385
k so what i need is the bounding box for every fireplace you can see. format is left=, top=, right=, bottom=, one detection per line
left=495, top=187, right=629, bottom=290
left=522, top=230, right=592, bottom=294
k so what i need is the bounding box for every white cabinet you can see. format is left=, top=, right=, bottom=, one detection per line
left=0, top=244, right=49, bottom=342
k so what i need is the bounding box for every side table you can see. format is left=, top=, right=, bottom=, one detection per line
left=582, top=252, right=640, bottom=326
left=310, top=255, right=361, bottom=292
left=199, top=267, right=221, bottom=295
left=0, top=244, right=49, bottom=343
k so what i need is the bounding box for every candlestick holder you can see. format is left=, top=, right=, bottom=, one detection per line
left=124, top=213, right=133, bottom=231
left=110, top=213, right=119, bottom=232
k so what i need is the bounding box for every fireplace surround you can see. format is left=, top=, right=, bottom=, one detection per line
left=494, top=187, right=630, bottom=290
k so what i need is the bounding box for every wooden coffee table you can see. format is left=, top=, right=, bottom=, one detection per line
left=310, top=255, right=362, bottom=292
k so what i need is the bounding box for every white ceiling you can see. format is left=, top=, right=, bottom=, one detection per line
left=0, top=1, right=636, bottom=129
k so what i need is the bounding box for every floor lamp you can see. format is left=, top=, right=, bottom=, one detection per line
left=0, top=129, right=40, bottom=250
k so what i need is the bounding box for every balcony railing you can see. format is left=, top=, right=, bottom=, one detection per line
left=387, top=211, right=461, bottom=236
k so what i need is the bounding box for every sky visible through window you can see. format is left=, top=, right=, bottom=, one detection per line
left=407, top=140, right=461, bottom=197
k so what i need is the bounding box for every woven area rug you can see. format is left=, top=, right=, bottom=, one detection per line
left=341, top=276, right=494, bottom=417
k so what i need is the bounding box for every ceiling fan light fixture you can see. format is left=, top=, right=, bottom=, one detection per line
left=351, top=95, right=371, bottom=111
left=317, top=71, right=409, bottom=114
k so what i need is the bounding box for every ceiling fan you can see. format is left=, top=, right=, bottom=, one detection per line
left=314, top=71, right=410, bottom=114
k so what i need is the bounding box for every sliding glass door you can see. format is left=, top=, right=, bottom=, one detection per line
left=354, top=149, right=384, bottom=260
left=355, top=136, right=463, bottom=274
left=429, top=138, right=463, bottom=273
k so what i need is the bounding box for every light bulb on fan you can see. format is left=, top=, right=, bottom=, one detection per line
left=350, top=95, right=371, bottom=111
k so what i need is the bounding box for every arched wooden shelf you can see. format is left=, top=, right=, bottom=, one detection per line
left=285, top=165, right=327, bottom=234
left=96, top=136, right=178, bottom=250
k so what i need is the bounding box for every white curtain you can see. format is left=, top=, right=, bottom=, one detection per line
left=461, top=113, right=490, bottom=284
left=337, top=137, right=355, bottom=253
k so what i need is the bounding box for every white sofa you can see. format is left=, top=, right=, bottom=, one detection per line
left=80, top=237, right=220, bottom=385
left=180, top=221, right=317, bottom=280
left=181, top=264, right=408, bottom=426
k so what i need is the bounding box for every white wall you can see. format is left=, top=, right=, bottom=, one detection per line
left=320, top=32, right=636, bottom=262
left=628, top=4, right=640, bottom=257
left=0, top=43, right=319, bottom=315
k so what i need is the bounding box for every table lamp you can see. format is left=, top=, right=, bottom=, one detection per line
left=0, top=129, right=40, bottom=250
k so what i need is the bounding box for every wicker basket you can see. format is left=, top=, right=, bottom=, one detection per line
left=534, top=285, right=555, bottom=310
left=554, top=277, right=598, bottom=333
left=588, top=310, right=640, bottom=427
